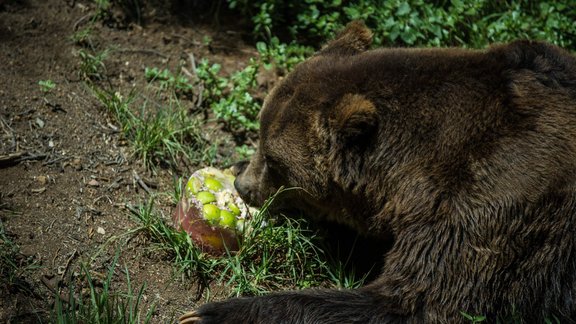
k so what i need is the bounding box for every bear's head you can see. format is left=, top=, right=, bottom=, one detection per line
left=234, top=22, right=383, bottom=232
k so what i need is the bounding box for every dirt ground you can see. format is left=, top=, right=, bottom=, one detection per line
left=0, top=0, right=259, bottom=322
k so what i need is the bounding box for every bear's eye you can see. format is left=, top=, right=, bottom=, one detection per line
left=263, top=154, right=282, bottom=171
left=263, top=154, right=277, bottom=167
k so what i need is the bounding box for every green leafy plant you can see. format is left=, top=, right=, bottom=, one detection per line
left=92, top=0, right=111, bottom=21
left=195, top=59, right=227, bottom=108
left=211, top=59, right=260, bottom=133
left=70, top=26, right=95, bottom=48
left=461, top=311, right=486, bottom=323
left=256, top=37, right=312, bottom=75
left=38, top=80, right=56, bottom=93
left=227, top=0, right=576, bottom=49
left=77, top=48, right=110, bottom=80
left=234, top=144, right=256, bottom=160
left=195, top=58, right=260, bottom=133
left=193, top=37, right=312, bottom=135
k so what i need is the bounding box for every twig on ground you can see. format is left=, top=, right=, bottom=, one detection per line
left=141, top=177, right=158, bottom=189
left=52, top=247, right=61, bottom=268
left=47, top=219, right=57, bottom=232
left=41, top=274, right=75, bottom=305
left=132, top=170, right=152, bottom=195
left=17, top=152, right=48, bottom=162
left=73, top=13, right=92, bottom=31
left=43, top=155, right=71, bottom=166
left=0, top=151, right=27, bottom=166
left=60, top=249, right=79, bottom=280
left=183, top=52, right=205, bottom=109
left=116, top=48, right=168, bottom=58
left=106, top=177, right=124, bottom=191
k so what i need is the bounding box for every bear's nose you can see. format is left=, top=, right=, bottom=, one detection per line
left=234, top=175, right=252, bottom=202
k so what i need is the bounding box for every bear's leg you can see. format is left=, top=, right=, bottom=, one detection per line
left=179, top=288, right=406, bottom=324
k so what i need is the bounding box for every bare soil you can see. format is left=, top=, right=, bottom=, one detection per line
left=0, top=1, right=259, bottom=322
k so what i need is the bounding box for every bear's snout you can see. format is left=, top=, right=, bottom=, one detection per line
left=233, top=160, right=258, bottom=205
left=234, top=174, right=251, bottom=201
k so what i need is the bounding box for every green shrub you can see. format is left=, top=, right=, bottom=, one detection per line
left=217, top=1, right=575, bottom=136
left=227, top=0, right=576, bottom=49
left=211, top=59, right=261, bottom=133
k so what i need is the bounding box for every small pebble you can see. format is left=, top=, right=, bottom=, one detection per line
left=37, top=175, right=47, bottom=185
left=35, top=117, right=45, bottom=128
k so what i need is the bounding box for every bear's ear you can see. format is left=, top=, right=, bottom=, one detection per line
left=330, top=94, right=378, bottom=142
left=319, top=20, right=373, bottom=56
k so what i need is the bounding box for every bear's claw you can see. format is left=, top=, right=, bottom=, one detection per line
left=178, top=310, right=201, bottom=324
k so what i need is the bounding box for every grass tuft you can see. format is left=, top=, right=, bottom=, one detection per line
left=53, top=250, right=155, bottom=324
left=128, top=188, right=368, bottom=301
left=0, top=219, right=40, bottom=297
left=91, top=87, right=212, bottom=170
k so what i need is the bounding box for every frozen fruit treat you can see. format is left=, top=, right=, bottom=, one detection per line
left=173, top=167, right=255, bottom=254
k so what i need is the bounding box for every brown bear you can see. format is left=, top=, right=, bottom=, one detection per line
left=180, top=21, right=576, bottom=323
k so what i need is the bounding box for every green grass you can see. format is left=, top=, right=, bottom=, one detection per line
left=67, top=2, right=576, bottom=321
left=128, top=188, right=368, bottom=301
left=38, top=79, right=56, bottom=93
left=53, top=251, right=155, bottom=324
left=90, top=86, right=214, bottom=170
left=128, top=196, right=220, bottom=282
left=144, top=67, right=194, bottom=98
left=71, top=3, right=370, bottom=314
left=77, top=48, right=110, bottom=80
left=0, top=217, right=40, bottom=296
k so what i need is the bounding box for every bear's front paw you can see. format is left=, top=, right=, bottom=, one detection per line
left=179, top=297, right=256, bottom=324
left=179, top=310, right=201, bottom=324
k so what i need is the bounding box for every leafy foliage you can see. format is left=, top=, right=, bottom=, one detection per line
left=227, top=0, right=576, bottom=49
left=38, top=80, right=56, bottom=93
left=218, top=0, right=575, bottom=136
left=201, top=59, right=261, bottom=133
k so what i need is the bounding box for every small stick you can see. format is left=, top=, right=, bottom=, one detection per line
left=61, top=249, right=78, bottom=280
left=40, top=275, right=69, bottom=304
left=132, top=170, right=152, bottom=195
left=0, top=151, right=26, bottom=165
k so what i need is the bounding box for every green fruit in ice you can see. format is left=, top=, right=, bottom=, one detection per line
left=186, top=177, right=202, bottom=195
left=236, top=219, right=245, bottom=232
left=203, top=204, right=221, bottom=223
left=228, top=202, right=241, bottom=216
left=204, top=177, right=223, bottom=191
left=197, top=191, right=216, bottom=204
left=219, top=210, right=236, bottom=228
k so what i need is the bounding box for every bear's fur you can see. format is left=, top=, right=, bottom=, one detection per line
left=180, top=21, right=576, bottom=323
